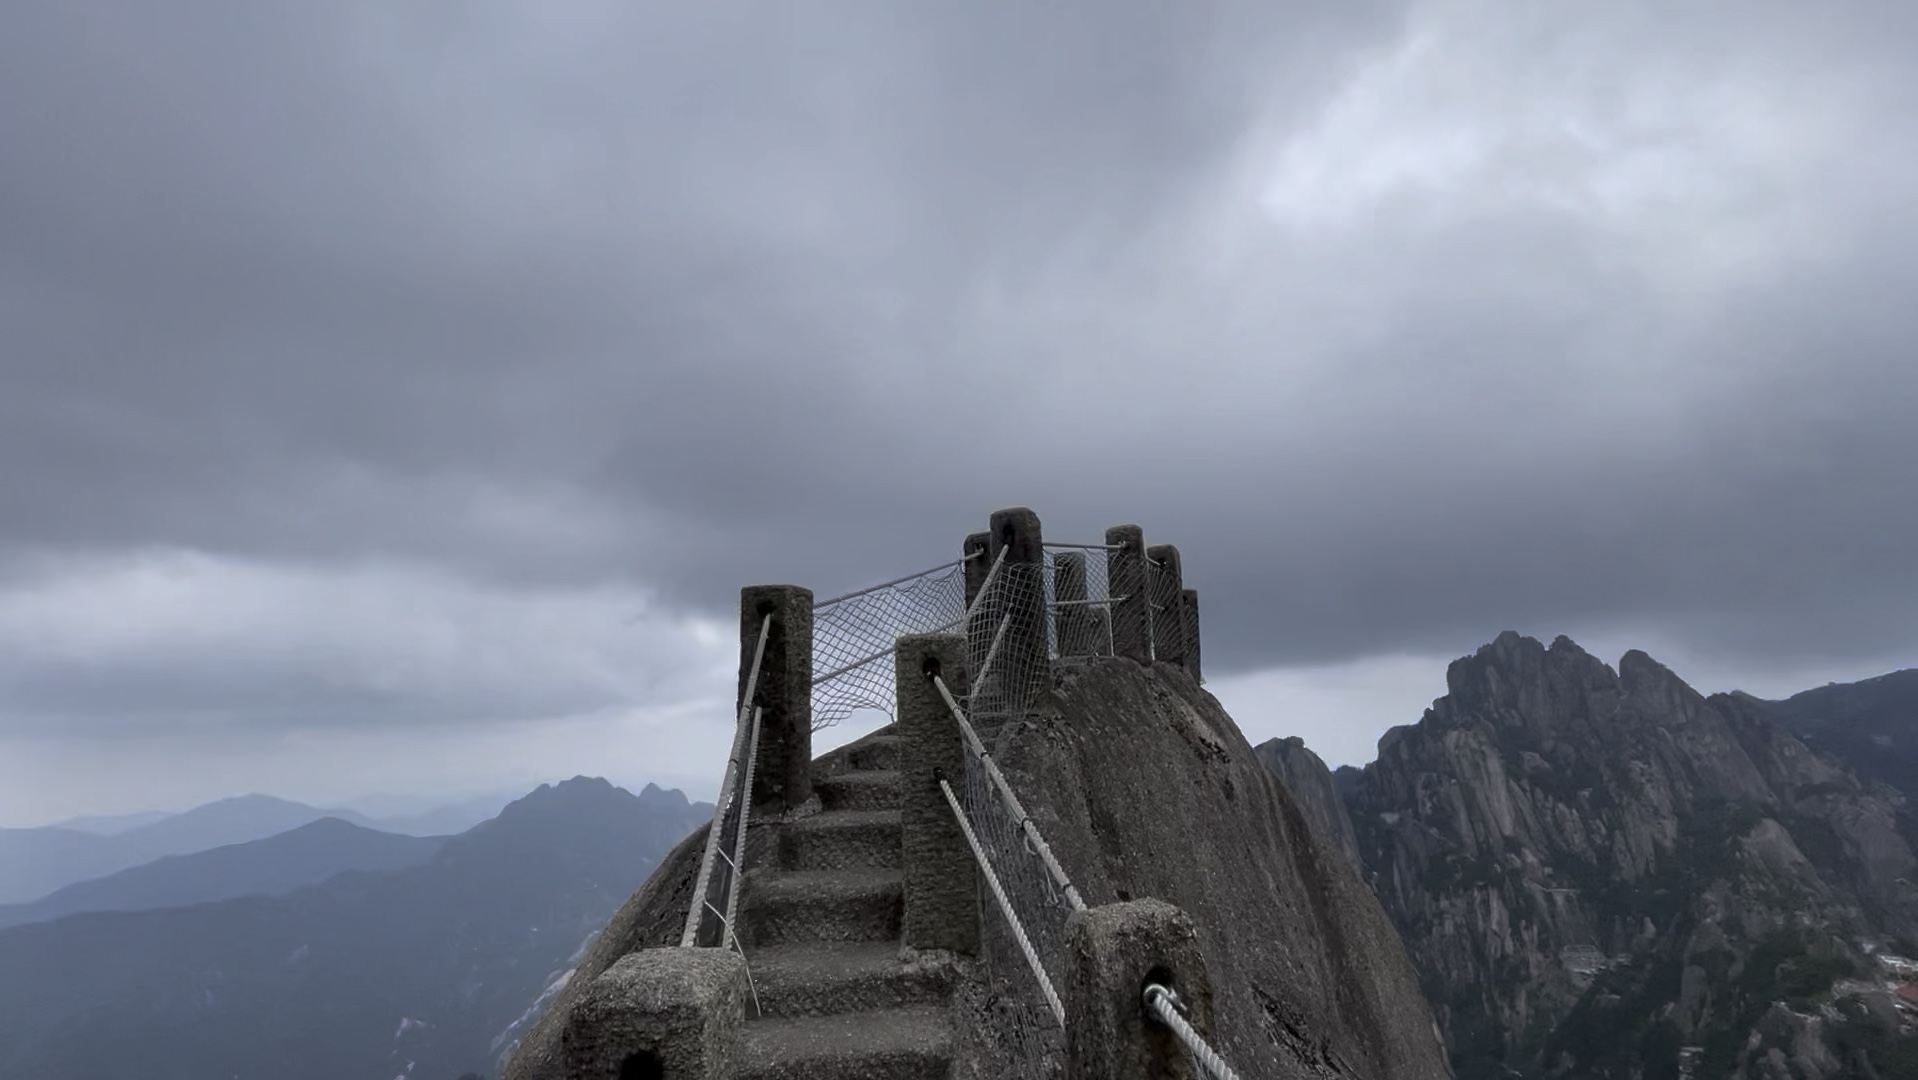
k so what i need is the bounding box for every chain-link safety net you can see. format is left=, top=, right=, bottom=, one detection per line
left=964, top=559, right=1052, bottom=738
left=1042, top=544, right=1122, bottom=660
left=960, top=733, right=1074, bottom=1079
left=810, top=561, right=969, bottom=731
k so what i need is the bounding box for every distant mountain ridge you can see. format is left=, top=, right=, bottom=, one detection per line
left=0, top=817, right=445, bottom=930
left=1766, top=668, right=1918, bottom=801
left=0, top=788, right=571, bottom=906
left=0, top=776, right=712, bottom=1080
left=0, top=794, right=385, bottom=905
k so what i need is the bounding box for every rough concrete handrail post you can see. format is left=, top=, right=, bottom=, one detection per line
left=895, top=633, right=979, bottom=954
left=986, top=506, right=1048, bottom=696
left=738, top=585, right=813, bottom=813
left=1180, top=589, right=1202, bottom=682
left=1064, top=898, right=1219, bottom=1080
left=1052, top=550, right=1091, bottom=658
left=559, top=947, right=746, bottom=1080
left=1147, top=545, right=1186, bottom=668
left=1105, top=525, right=1150, bottom=664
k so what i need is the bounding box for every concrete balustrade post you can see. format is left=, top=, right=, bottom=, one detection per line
left=1106, top=525, right=1150, bottom=664
left=560, top=947, right=745, bottom=1079
left=739, top=585, right=813, bottom=813
left=1052, top=550, right=1092, bottom=658
left=1146, top=545, right=1185, bottom=667
left=986, top=506, right=1048, bottom=696
left=962, top=531, right=992, bottom=612
left=1181, top=589, right=1202, bottom=682
left=1064, top=899, right=1218, bottom=1080
left=895, top=632, right=979, bottom=954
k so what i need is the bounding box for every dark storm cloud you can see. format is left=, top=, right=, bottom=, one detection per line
left=3, top=0, right=1917, bottom=742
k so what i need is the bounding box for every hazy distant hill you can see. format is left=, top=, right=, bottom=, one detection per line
left=0, top=778, right=711, bottom=1080
left=0, top=794, right=386, bottom=904
left=0, top=817, right=444, bottom=930
left=46, top=810, right=176, bottom=836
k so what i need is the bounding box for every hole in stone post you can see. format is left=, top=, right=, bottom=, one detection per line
left=755, top=599, right=777, bottom=617
left=922, top=655, right=943, bottom=680
left=1143, top=963, right=1177, bottom=1004
left=617, top=1049, right=664, bottom=1080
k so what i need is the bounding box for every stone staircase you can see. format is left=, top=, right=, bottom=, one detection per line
left=734, top=732, right=958, bottom=1080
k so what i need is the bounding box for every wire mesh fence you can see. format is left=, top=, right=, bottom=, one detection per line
left=965, top=560, right=1052, bottom=737
left=1044, top=544, right=1120, bottom=660
left=810, top=561, right=969, bottom=731
left=959, top=705, right=1072, bottom=1079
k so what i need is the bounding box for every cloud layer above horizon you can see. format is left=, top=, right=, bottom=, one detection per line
left=3, top=0, right=1915, bottom=822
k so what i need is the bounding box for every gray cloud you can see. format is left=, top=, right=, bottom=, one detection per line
left=2, top=0, right=1916, bottom=781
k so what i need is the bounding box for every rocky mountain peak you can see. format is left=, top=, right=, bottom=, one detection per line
left=1348, top=635, right=1918, bottom=1078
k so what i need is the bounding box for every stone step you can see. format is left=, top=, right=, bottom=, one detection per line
left=746, top=941, right=956, bottom=1019
left=735, top=1006, right=952, bottom=1080
left=740, top=869, right=902, bottom=946
left=780, top=810, right=902, bottom=871
left=845, top=734, right=902, bottom=772
left=816, top=770, right=902, bottom=812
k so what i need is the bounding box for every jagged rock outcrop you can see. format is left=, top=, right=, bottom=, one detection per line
left=1347, top=632, right=1918, bottom=1079
left=505, top=657, right=1451, bottom=1080
left=1254, top=736, right=1365, bottom=878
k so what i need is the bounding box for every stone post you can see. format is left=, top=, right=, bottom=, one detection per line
left=895, top=632, right=978, bottom=954
left=1064, top=899, right=1218, bottom=1080
left=739, top=585, right=812, bottom=813
left=1052, top=550, right=1091, bottom=658
left=1146, top=545, right=1185, bottom=667
left=560, top=947, right=745, bottom=1079
left=962, top=531, right=992, bottom=612
left=1181, top=589, right=1202, bottom=682
left=985, top=506, right=1048, bottom=697
left=1106, top=525, right=1150, bottom=664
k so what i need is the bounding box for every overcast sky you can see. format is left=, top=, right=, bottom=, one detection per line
left=3, top=0, right=1915, bottom=826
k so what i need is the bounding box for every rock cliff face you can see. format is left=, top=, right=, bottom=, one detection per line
left=1344, top=632, right=1918, bottom=1079
left=1254, top=736, right=1364, bottom=878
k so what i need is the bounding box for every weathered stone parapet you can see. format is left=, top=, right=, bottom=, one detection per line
left=1180, top=589, right=1201, bottom=682
left=1146, top=545, right=1186, bottom=667
left=962, top=531, right=992, bottom=611
left=560, top=947, right=745, bottom=1080
left=1105, top=525, right=1150, bottom=664
left=738, top=585, right=812, bottom=813
left=985, top=506, right=1048, bottom=692
left=895, top=632, right=979, bottom=955
left=1064, top=899, right=1217, bottom=1080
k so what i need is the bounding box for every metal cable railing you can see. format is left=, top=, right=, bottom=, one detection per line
left=682, top=613, right=770, bottom=948
left=1144, top=983, right=1243, bottom=1080
left=931, top=669, right=1084, bottom=1079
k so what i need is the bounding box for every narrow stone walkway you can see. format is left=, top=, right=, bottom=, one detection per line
left=735, top=731, right=956, bottom=1080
